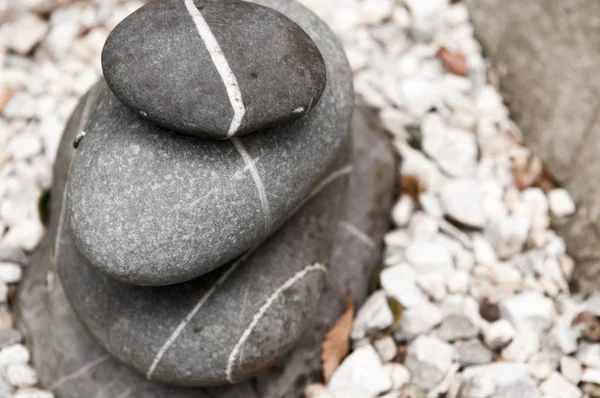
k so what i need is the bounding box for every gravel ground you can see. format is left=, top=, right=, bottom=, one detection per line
left=0, top=0, right=598, bottom=397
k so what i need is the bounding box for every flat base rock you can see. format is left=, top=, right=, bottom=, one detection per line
left=16, top=105, right=396, bottom=398
left=465, top=0, right=600, bottom=293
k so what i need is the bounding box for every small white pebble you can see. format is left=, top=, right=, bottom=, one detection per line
left=373, top=336, right=397, bottom=362
left=416, top=273, right=447, bottom=301
left=13, top=388, right=55, bottom=398
left=2, top=93, right=36, bottom=120
left=539, top=372, right=582, bottom=398
left=351, top=291, right=394, bottom=340
left=528, top=351, right=559, bottom=381
left=548, top=188, right=576, bottom=217
left=560, top=356, right=582, bottom=385
left=0, top=262, right=22, bottom=284
left=304, top=384, right=334, bottom=398
left=4, top=220, right=44, bottom=251
left=6, top=363, right=38, bottom=388
left=473, top=236, right=497, bottom=265
left=581, top=367, right=600, bottom=384
left=0, top=344, right=30, bottom=367
left=391, top=195, right=414, bottom=227
left=577, top=343, right=600, bottom=368
left=2, top=13, right=49, bottom=55
left=383, top=363, right=410, bottom=390
left=329, top=345, right=392, bottom=396
left=483, top=319, right=515, bottom=349
left=501, top=330, right=540, bottom=363
left=446, top=269, right=469, bottom=294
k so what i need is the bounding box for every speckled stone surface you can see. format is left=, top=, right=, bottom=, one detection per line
left=17, top=97, right=396, bottom=397
left=102, top=0, right=326, bottom=139
left=68, top=7, right=351, bottom=285
left=60, top=153, right=346, bottom=386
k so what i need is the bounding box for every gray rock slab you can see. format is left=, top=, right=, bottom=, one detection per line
left=69, top=1, right=352, bottom=285
left=102, top=0, right=326, bottom=139
left=465, top=0, right=600, bottom=293
left=17, top=101, right=396, bottom=396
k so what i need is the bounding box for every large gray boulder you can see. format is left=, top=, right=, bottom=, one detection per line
left=466, top=0, right=600, bottom=293
left=16, top=101, right=395, bottom=397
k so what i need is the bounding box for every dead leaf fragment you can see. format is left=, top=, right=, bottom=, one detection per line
left=512, top=153, right=558, bottom=192
left=387, top=297, right=403, bottom=333
left=512, top=154, right=543, bottom=190
left=0, top=91, right=15, bottom=113
left=538, top=166, right=557, bottom=193
left=438, top=47, right=468, bottom=76
left=322, top=293, right=354, bottom=383
left=399, top=175, right=424, bottom=201
left=572, top=311, right=600, bottom=342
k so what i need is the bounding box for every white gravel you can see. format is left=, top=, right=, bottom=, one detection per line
left=297, top=0, right=597, bottom=397
left=1, top=1, right=145, bottom=396
left=0, top=0, right=596, bottom=397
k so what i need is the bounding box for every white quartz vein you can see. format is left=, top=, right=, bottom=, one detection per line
left=146, top=164, right=351, bottom=380
left=232, top=137, right=272, bottom=232
left=145, top=254, right=247, bottom=380
left=225, top=263, right=327, bottom=382
left=340, top=221, right=376, bottom=248
left=184, top=0, right=245, bottom=137
left=48, top=355, right=110, bottom=391
left=306, top=165, right=353, bottom=203
left=115, top=388, right=133, bottom=398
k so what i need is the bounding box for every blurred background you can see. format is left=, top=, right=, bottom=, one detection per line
left=1, top=0, right=600, bottom=397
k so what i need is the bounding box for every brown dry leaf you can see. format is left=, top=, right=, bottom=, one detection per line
left=437, top=47, right=468, bottom=76
left=399, top=175, right=424, bottom=201
left=387, top=297, right=403, bottom=333
left=322, top=293, right=354, bottom=383
left=538, top=166, right=557, bottom=193
left=572, top=311, right=600, bottom=342
left=0, top=91, right=14, bottom=113
left=512, top=155, right=543, bottom=190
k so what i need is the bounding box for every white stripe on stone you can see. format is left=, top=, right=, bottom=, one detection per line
left=226, top=263, right=327, bottom=382
left=307, top=165, right=352, bottom=199
left=232, top=137, right=271, bottom=231
left=184, top=0, right=245, bottom=137
left=146, top=164, right=351, bottom=380
left=115, top=388, right=133, bottom=398
left=145, top=254, right=248, bottom=380
left=48, top=355, right=110, bottom=391
left=340, top=221, right=376, bottom=248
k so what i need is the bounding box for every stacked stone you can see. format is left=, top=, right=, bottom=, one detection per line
left=17, top=0, right=396, bottom=397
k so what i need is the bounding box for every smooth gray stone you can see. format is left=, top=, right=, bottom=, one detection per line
left=60, top=143, right=348, bottom=387
left=102, top=0, right=326, bottom=139
left=69, top=2, right=352, bottom=286
left=17, top=102, right=396, bottom=397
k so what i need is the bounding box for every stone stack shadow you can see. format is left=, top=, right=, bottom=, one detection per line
left=16, top=0, right=397, bottom=397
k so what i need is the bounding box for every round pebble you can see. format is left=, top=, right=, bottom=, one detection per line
left=102, top=0, right=327, bottom=139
